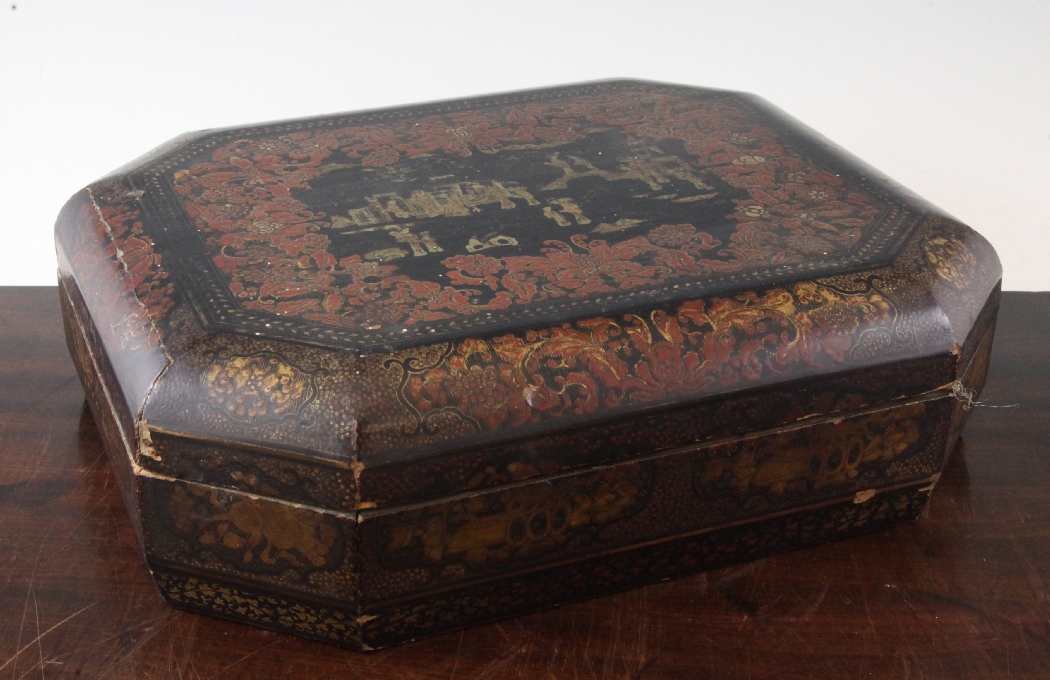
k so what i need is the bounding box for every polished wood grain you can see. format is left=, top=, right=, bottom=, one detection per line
left=1, top=287, right=1047, bottom=679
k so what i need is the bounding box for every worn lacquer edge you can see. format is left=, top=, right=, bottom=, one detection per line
left=54, top=187, right=172, bottom=467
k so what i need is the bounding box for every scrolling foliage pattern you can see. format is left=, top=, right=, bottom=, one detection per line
left=386, top=279, right=893, bottom=434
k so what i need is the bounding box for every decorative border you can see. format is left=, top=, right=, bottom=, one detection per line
left=384, top=277, right=897, bottom=435
left=156, top=573, right=361, bottom=646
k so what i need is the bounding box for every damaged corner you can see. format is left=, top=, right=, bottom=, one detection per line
left=345, top=414, right=371, bottom=638
left=135, top=418, right=161, bottom=462
left=135, top=362, right=172, bottom=465
left=919, top=473, right=942, bottom=494
left=348, top=416, right=364, bottom=508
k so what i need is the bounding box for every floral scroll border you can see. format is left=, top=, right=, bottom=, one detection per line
left=386, top=278, right=896, bottom=436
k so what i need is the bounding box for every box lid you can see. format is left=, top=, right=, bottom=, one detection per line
left=55, top=80, right=1001, bottom=512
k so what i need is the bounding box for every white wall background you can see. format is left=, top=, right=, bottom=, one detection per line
left=1, top=0, right=1047, bottom=289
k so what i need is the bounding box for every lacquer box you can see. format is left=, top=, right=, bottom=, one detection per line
left=56, top=80, right=1000, bottom=650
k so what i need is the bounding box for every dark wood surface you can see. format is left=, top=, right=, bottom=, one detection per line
left=1, top=287, right=1047, bottom=679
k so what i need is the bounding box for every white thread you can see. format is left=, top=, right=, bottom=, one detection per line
left=951, top=380, right=1018, bottom=410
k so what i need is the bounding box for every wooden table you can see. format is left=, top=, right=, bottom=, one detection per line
left=1, top=287, right=1047, bottom=679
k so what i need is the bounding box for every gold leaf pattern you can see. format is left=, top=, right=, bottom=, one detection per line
left=203, top=353, right=316, bottom=423
left=922, top=236, right=976, bottom=289
left=171, top=484, right=338, bottom=569
left=386, top=467, right=643, bottom=567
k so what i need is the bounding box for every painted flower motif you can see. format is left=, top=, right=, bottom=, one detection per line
left=648, top=223, right=696, bottom=247
left=921, top=236, right=976, bottom=288
left=784, top=234, right=833, bottom=255
left=339, top=255, right=399, bottom=283
left=442, top=254, right=505, bottom=291
left=251, top=220, right=282, bottom=235
left=737, top=205, right=768, bottom=218
left=188, top=204, right=248, bottom=235
left=808, top=300, right=862, bottom=336
left=363, top=146, right=401, bottom=167
left=237, top=258, right=299, bottom=285
left=249, top=136, right=301, bottom=161
left=623, top=342, right=710, bottom=402
left=733, top=155, right=766, bottom=165
left=204, top=354, right=314, bottom=423
left=513, top=239, right=664, bottom=296
left=531, top=120, right=585, bottom=143
left=88, top=201, right=174, bottom=331
left=358, top=300, right=412, bottom=328
left=443, top=254, right=504, bottom=278
left=410, top=113, right=513, bottom=156
left=200, top=183, right=252, bottom=205
left=405, top=346, right=533, bottom=430
left=341, top=126, right=408, bottom=164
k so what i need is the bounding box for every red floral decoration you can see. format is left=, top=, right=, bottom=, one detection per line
left=172, top=92, right=881, bottom=332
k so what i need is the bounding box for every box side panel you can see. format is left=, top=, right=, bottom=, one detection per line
left=146, top=482, right=928, bottom=651
left=59, top=274, right=145, bottom=547
left=145, top=432, right=358, bottom=512
left=364, top=484, right=929, bottom=648
left=137, top=477, right=359, bottom=607
left=358, top=395, right=953, bottom=606
left=359, top=354, right=957, bottom=508
left=957, top=280, right=1000, bottom=374
left=945, top=298, right=999, bottom=451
